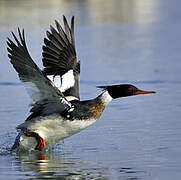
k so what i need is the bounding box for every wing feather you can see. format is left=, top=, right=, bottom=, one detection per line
left=42, top=16, right=80, bottom=99
left=7, top=29, right=72, bottom=121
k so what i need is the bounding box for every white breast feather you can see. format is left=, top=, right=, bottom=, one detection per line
left=18, top=115, right=96, bottom=149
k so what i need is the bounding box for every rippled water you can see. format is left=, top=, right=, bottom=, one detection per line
left=0, top=0, right=181, bottom=179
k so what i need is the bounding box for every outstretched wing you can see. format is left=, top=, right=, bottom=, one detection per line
left=7, top=29, right=72, bottom=120
left=42, top=16, right=80, bottom=99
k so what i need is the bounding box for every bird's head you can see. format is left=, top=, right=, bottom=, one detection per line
left=97, top=84, right=156, bottom=99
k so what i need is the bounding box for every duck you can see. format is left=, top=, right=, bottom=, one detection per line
left=7, top=16, right=155, bottom=151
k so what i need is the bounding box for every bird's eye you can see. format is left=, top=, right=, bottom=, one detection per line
left=128, top=87, right=133, bottom=91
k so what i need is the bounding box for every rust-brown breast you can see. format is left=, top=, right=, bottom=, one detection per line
left=89, top=99, right=106, bottom=119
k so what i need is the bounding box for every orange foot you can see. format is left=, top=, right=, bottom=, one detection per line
left=24, top=131, right=46, bottom=151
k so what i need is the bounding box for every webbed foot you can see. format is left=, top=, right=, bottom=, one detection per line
left=24, top=131, right=46, bottom=151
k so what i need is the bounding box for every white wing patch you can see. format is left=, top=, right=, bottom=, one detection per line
left=47, top=75, right=61, bottom=88
left=48, top=70, right=75, bottom=93
left=60, top=70, right=75, bottom=92
left=65, top=96, right=79, bottom=101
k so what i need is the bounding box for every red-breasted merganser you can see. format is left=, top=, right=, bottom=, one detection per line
left=7, top=16, right=155, bottom=151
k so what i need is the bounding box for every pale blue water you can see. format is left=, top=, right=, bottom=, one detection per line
left=0, top=0, right=181, bottom=179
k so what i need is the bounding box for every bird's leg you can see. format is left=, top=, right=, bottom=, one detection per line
left=24, top=131, right=46, bottom=151
left=35, top=135, right=46, bottom=151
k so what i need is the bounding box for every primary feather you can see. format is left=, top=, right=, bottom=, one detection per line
left=42, top=16, right=80, bottom=99
left=7, top=28, right=72, bottom=121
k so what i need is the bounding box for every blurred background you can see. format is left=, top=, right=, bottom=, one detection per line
left=0, top=0, right=181, bottom=179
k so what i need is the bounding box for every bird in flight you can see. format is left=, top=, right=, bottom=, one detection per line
left=7, top=16, right=155, bottom=151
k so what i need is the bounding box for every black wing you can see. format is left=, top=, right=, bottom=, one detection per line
left=42, top=16, right=80, bottom=99
left=7, top=29, right=72, bottom=121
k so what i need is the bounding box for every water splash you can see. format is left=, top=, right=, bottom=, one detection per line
left=0, top=132, right=17, bottom=155
left=0, top=131, right=66, bottom=155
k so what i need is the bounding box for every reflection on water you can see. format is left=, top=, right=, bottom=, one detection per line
left=16, top=152, right=84, bottom=179
left=13, top=151, right=144, bottom=180
left=0, top=132, right=145, bottom=179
